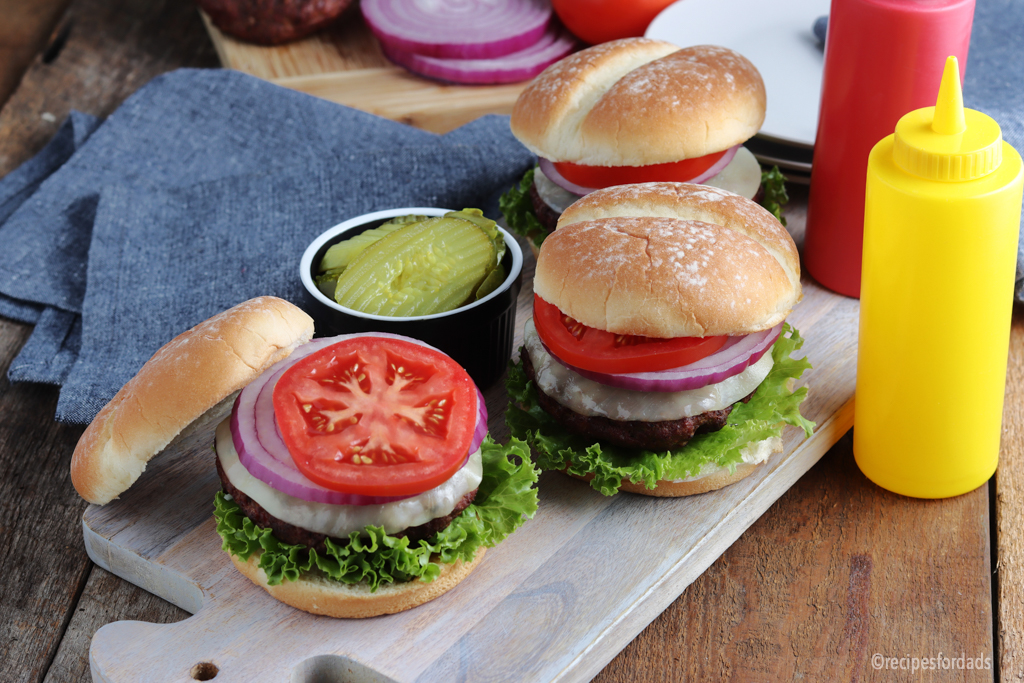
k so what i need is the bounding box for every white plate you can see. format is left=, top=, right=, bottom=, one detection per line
left=646, top=0, right=828, bottom=149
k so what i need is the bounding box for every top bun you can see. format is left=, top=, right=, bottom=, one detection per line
left=511, top=39, right=766, bottom=166
left=71, top=296, right=314, bottom=505
left=535, top=183, right=801, bottom=338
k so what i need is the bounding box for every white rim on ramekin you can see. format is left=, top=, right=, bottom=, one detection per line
left=300, top=207, right=524, bottom=322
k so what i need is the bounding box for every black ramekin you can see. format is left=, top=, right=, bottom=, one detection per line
left=299, top=208, right=523, bottom=390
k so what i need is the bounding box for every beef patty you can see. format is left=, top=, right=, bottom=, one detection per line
left=523, top=352, right=752, bottom=451
left=198, top=0, right=353, bottom=45
left=216, top=455, right=476, bottom=553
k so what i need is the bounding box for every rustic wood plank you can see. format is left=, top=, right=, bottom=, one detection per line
left=0, top=318, right=92, bottom=683
left=0, top=0, right=71, bottom=108
left=0, top=0, right=217, bottom=680
left=596, top=432, right=995, bottom=683
left=43, top=566, right=188, bottom=683
left=0, top=0, right=218, bottom=177
left=998, top=306, right=1024, bottom=681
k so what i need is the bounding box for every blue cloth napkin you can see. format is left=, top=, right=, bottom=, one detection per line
left=0, top=68, right=534, bottom=423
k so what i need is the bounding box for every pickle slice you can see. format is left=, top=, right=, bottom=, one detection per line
left=449, top=209, right=505, bottom=268
left=318, top=215, right=429, bottom=273
left=333, top=214, right=496, bottom=316
left=474, top=263, right=506, bottom=300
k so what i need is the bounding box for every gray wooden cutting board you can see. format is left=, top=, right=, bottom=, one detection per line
left=83, top=276, right=857, bottom=682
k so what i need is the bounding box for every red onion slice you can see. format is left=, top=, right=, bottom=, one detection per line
left=361, top=0, right=551, bottom=60
left=538, top=157, right=597, bottom=196
left=550, top=325, right=783, bottom=393
left=380, top=25, right=576, bottom=85
left=231, top=333, right=487, bottom=505
left=538, top=144, right=743, bottom=197
left=686, top=145, right=740, bottom=184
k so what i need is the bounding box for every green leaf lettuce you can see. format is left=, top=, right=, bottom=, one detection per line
left=498, top=167, right=547, bottom=250
left=506, top=324, right=815, bottom=496
left=214, top=436, right=539, bottom=590
left=760, top=165, right=790, bottom=226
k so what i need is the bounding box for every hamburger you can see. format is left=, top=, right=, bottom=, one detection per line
left=500, top=38, right=789, bottom=253
left=506, top=183, right=814, bottom=496
left=72, top=296, right=538, bottom=618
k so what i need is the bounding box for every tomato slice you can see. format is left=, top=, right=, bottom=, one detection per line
left=272, top=336, right=477, bottom=497
left=553, top=150, right=727, bottom=190
left=532, top=295, right=728, bottom=374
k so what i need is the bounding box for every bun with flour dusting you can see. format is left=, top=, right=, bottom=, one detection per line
left=506, top=182, right=815, bottom=497
left=500, top=39, right=772, bottom=252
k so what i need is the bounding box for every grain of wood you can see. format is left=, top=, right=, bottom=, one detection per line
left=0, top=0, right=218, bottom=177
left=43, top=566, right=189, bottom=683
left=999, top=305, right=1024, bottom=682
left=0, top=0, right=217, bottom=679
left=204, top=8, right=528, bottom=135
left=0, top=0, right=71, bottom=109
left=0, top=318, right=92, bottom=683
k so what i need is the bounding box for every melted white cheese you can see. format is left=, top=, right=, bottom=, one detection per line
left=523, top=319, right=774, bottom=422
left=702, top=146, right=762, bottom=199
left=669, top=436, right=782, bottom=482
left=215, top=419, right=483, bottom=536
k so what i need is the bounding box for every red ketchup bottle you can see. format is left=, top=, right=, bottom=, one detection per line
left=804, top=0, right=975, bottom=298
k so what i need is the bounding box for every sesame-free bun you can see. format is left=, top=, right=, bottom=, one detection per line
left=231, top=547, right=486, bottom=618
left=571, top=437, right=781, bottom=497
left=511, top=40, right=766, bottom=167
left=71, top=296, right=314, bottom=505
left=535, top=182, right=801, bottom=338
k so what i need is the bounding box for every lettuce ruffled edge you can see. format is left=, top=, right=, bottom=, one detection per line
left=505, top=323, right=815, bottom=496
left=214, top=435, right=539, bottom=591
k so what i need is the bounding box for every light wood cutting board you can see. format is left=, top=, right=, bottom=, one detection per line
left=199, top=8, right=530, bottom=134
left=84, top=264, right=857, bottom=682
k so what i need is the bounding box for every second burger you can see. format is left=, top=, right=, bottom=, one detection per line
left=506, top=182, right=814, bottom=496
left=501, top=38, right=787, bottom=252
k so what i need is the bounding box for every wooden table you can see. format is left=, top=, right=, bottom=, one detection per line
left=1, top=1, right=1021, bottom=681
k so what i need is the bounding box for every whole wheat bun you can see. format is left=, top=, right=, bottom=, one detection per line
left=534, top=182, right=801, bottom=337
left=571, top=437, right=781, bottom=497
left=231, top=547, right=486, bottom=618
left=71, top=296, right=314, bottom=505
left=511, top=39, right=766, bottom=166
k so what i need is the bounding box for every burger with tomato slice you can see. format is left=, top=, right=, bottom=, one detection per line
left=500, top=38, right=789, bottom=254
left=72, top=296, right=538, bottom=618
left=506, top=183, right=814, bottom=496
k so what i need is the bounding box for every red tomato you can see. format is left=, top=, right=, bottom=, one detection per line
left=273, top=336, right=477, bottom=497
left=552, top=0, right=678, bottom=46
left=533, top=295, right=727, bottom=374
left=553, top=150, right=727, bottom=190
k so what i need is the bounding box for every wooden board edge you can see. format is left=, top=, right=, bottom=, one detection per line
left=557, top=398, right=857, bottom=683
left=197, top=11, right=235, bottom=72
left=82, top=513, right=205, bottom=615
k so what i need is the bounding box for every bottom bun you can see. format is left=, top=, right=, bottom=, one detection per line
left=231, top=547, right=486, bottom=618
left=569, top=437, right=782, bottom=497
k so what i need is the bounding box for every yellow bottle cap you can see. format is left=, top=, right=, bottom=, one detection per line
left=893, top=56, right=1003, bottom=182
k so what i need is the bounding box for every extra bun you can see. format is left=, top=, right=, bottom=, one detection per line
left=231, top=548, right=486, bottom=618
left=535, top=183, right=801, bottom=338
left=71, top=296, right=314, bottom=505
left=511, top=40, right=766, bottom=166
left=572, top=437, right=781, bottom=497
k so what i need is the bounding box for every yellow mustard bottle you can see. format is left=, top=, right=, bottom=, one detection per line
left=854, top=56, right=1024, bottom=498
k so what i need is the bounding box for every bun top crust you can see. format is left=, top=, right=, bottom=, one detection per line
left=71, top=296, right=314, bottom=505
left=535, top=183, right=801, bottom=337
left=511, top=39, right=766, bottom=166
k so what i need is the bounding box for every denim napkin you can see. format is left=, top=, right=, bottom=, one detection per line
left=0, top=68, right=534, bottom=423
